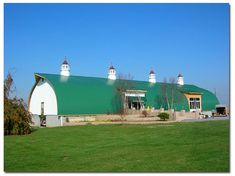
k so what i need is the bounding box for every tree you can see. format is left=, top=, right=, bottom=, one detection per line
left=4, top=73, right=32, bottom=135
left=160, top=77, right=179, bottom=110
left=115, top=73, right=135, bottom=120
left=169, top=77, right=177, bottom=109
left=161, top=77, right=170, bottom=109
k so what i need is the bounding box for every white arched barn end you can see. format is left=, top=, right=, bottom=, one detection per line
left=28, top=74, right=58, bottom=115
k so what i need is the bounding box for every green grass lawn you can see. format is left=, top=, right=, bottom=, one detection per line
left=4, top=120, right=229, bottom=172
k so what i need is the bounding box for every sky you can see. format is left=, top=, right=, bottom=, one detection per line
left=4, top=3, right=230, bottom=105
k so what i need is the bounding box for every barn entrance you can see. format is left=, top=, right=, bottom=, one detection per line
left=127, top=97, right=145, bottom=110
left=124, top=90, right=146, bottom=110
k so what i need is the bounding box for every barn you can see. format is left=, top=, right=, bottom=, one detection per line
left=28, top=59, right=219, bottom=126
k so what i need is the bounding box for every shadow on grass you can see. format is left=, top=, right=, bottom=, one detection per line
left=31, top=127, right=40, bottom=133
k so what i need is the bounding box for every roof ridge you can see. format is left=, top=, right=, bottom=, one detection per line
left=35, top=72, right=195, bottom=85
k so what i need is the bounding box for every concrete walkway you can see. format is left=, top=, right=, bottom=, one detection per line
left=63, top=120, right=177, bottom=126
left=180, top=116, right=230, bottom=122
left=63, top=116, right=230, bottom=126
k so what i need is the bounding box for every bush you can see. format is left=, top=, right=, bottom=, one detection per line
left=65, top=117, right=69, bottom=122
left=4, top=73, right=32, bottom=135
left=158, top=112, right=169, bottom=121
left=4, top=97, right=32, bottom=135
left=142, top=110, right=148, bottom=117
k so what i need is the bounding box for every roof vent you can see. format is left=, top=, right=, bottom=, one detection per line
left=108, top=64, right=116, bottom=80
left=177, top=73, right=184, bottom=85
left=60, top=57, right=70, bottom=76
left=149, top=69, right=156, bottom=83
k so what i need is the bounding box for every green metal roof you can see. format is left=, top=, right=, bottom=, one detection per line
left=30, top=73, right=219, bottom=115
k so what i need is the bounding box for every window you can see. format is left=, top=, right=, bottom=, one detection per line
left=189, top=98, right=200, bottom=109
left=41, top=102, right=44, bottom=115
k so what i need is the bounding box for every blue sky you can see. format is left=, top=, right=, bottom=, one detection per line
left=4, top=3, right=229, bottom=105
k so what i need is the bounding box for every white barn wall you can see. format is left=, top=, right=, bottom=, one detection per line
left=29, top=79, right=58, bottom=115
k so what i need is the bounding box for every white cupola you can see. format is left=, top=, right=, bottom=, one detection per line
left=177, top=73, right=184, bottom=85
left=108, top=65, right=116, bottom=80
left=60, top=57, right=70, bottom=76
left=149, top=69, right=156, bottom=83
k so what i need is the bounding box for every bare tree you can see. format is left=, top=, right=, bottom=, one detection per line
left=161, top=77, right=170, bottom=109
left=161, top=77, right=178, bottom=110
left=169, top=77, right=176, bottom=109
left=115, top=73, right=134, bottom=121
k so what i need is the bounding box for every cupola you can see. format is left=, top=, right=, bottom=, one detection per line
left=108, top=64, right=116, bottom=80
left=149, top=69, right=156, bottom=83
left=177, top=73, right=184, bottom=85
left=60, top=57, right=70, bottom=76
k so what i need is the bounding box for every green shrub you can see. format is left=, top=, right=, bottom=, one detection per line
left=158, top=112, right=169, bottom=121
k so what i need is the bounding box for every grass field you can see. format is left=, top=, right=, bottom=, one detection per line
left=4, top=120, right=229, bottom=172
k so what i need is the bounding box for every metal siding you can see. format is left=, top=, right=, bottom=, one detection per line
left=35, top=73, right=219, bottom=114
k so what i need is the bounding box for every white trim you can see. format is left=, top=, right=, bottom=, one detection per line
left=125, top=93, right=145, bottom=97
